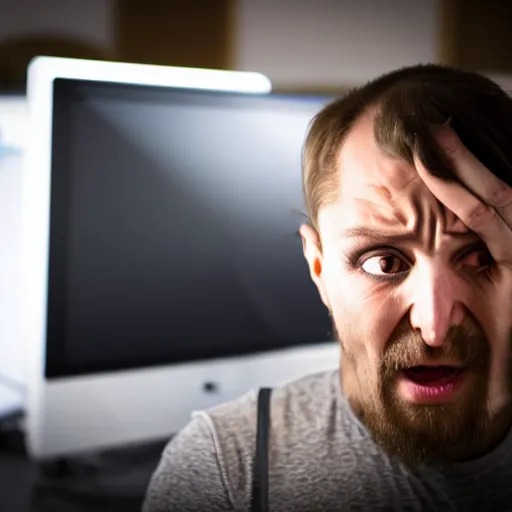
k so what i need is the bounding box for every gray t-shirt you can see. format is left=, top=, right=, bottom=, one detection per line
left=143, top=370, right=512, bottom=511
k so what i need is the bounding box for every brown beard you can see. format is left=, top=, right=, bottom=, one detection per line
left=338, top=315, right=512, bottom=467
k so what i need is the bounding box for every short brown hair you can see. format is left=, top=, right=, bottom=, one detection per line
left=302, top=64, right=512, bottom=230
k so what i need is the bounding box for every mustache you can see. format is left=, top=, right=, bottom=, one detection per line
left=381, top=316, right=490, bottom=374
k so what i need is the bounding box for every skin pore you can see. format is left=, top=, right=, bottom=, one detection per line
left=301, top=113, right=512, bottom=466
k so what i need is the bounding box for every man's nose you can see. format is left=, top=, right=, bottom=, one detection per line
left=408, top=266, right=465, bottom=347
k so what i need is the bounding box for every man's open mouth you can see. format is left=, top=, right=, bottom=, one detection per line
left=398, top=365, right=468, bottom=403
left=402, top=366, right=464, bottom=386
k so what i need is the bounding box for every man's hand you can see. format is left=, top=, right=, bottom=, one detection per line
left=413, top=126, right=512, bottom=265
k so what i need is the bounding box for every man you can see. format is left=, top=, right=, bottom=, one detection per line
left=143, top=65, right=512, bottom=511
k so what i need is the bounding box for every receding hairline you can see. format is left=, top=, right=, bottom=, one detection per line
left=302, top=64, right=512, bottom=234
left=303, top=103, right=390, bottom=228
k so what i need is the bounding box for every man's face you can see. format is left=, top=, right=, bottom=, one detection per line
left=301, top=114, right=512, bottom=466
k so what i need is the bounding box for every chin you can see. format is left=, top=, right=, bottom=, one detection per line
left=358, top=381, right=496, bottom=466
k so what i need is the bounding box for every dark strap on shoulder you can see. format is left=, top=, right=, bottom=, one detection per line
left=250, top=387, right=272, bottom=512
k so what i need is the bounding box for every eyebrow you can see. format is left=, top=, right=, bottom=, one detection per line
left=342, top=226, right=478, bottom=243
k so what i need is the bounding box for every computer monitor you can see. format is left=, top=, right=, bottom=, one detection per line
left=23, top=57, right=339, bottom=459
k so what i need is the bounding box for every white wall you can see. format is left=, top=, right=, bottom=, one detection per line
left=234, top=0, right=440, bottom=89
left=0, top=0, right=115, bottom=51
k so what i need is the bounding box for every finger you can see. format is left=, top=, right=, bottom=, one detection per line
left=414, top=151, right=512, bottom=263
left=434, top=126, right=512, bottom=227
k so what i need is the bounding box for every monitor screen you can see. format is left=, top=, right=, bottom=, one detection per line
left=47, top=80, right=332, bottom=378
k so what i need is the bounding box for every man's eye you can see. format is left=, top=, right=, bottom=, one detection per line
left=360, top=254, right=409, bottom=277
left=460, top=246, right=493, bottom=269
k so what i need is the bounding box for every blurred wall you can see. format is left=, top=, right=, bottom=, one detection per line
left=0, top=0, right=115, bottom=89
left=0, top=0, right=440, bottom=91
left=234, top=0, right=440, bottom=91
left=0, top=0, right=115, bottom=52
left=0, top=0, right=509, bottom=92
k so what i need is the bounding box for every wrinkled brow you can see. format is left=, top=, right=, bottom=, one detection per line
left=342, top=226, right=478, bottom=244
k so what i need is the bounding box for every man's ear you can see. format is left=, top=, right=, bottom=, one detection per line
left=299, top=223, right=331, bottom=310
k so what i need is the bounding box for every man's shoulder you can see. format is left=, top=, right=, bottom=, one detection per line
left=144, top=369, right=374, bottom=511
left=198, top=368, right=361, bottom=476
left=194, top=369, right=369, bottom=508
left=201, top=368, right=343, bottom=438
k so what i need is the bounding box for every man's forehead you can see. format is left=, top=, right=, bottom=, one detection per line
left=319, top=113, right=468, bottom=238
left=337, top=113, right=421, bottom=198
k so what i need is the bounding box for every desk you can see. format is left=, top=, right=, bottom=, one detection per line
left=0, top=428, right=167, bottom=512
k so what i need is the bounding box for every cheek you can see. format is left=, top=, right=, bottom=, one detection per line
left=322, top=258, right=402, bottom=364
left=476, top=277, right=512, bottom=407
left=484, top=326, right=512, bottom=413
